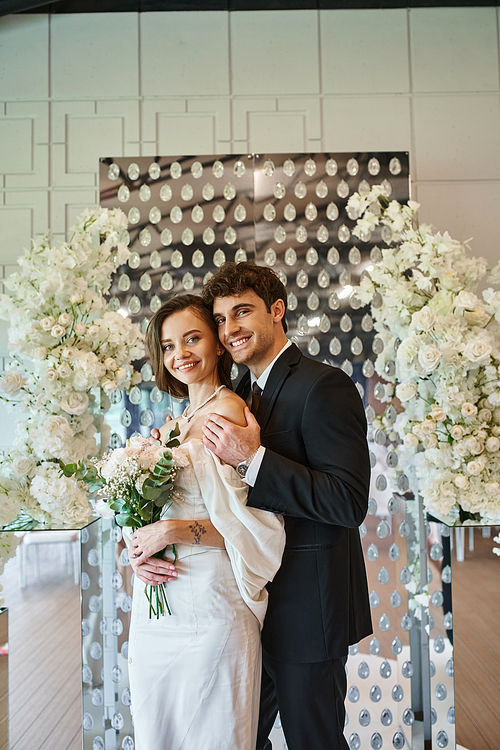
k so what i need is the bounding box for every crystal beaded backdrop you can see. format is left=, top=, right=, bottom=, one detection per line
left=98, top=154, right=454, bottom=750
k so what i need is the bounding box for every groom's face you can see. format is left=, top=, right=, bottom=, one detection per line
left=213, top=290, right=277, bottom=369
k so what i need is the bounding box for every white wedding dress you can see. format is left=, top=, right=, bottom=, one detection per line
left=128, top=439, right=285, bottom=750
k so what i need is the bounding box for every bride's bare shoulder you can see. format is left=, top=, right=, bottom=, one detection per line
left=213, top=389, right=247, bottom=427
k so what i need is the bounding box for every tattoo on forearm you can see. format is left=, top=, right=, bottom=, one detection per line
left=189, top=521, right=207, bottom=545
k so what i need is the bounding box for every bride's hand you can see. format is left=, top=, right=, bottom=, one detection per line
left=130, top=520, right=179, bottom=561
left=129, top=554, right=177, bottom=586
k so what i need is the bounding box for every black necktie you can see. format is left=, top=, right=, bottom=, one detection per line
left=250, top=382, right=262, bottom=417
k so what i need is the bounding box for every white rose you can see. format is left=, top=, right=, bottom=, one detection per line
left=57, top=363, right=72, bottom=378
left=466, top=460, right=483, bottom=476
left=0, top=371, right=27, bottom=396
left=486, top=436, right=500, bottom=452
left=455, top=290, right=479, bottom=310
left=61, top=392, right=89, bottom=416
left=58, top=313, right=72, bottom=327
left=70, top=292, right=84, bottom=304
left=450, top=425, right=465, bottom=440
left=476, top=429, right=488, bottom=440
left=74, top=322, right=87, bottom=336
left=412, top=307, right=437, bottom=332
left=454, top=475, right=469, bottom=489
left=104, top=357, right=117, bottom=372
left=492, top=426, right=500, bottom=436
left=478, top=408, right=492, bottom=423
left=430, top=407, right=446, bottom=422
left=465, top=436, right=483, bottom=454
left=412, top=423, right=423, bottom=437
left=40, top=316, right=56, bottom=331
left=51, top=324, right=66, bottom=338
left=494, top=409, right=500, bottom=423
left=34, top=347, right=48, bottom=360
left=423, top=434, right=438, bottom=449
left=486, top=481, right=500, bottom=495
left=463, top=336, right=492, bottom=364
left=93, top=497, right=115, bottom=519
left=87, top=325, right=100, bottom=339
left=420, top=419, right=437, bottom=435
left=404, top=433, right=419, bottom=448
left=418, top=345, right=441, bottom=372
left=462, top=403, right=478, bottom=418
left=61, top=346, right=78, bottom=360
left=396, top=381, right=418, bottom=402
left=13, top=455, right=36, bottom=476
left=454, top=441, right=469, bottom=458
left=114, top=367, right=128, bottom=383
left=102, top=378, right=118, bottom=393
left=45, top=368, right=58, bottom=381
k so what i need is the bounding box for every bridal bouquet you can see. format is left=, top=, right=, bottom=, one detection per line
left=349, top=185, right=500, bottom=524
left=0, top=207, right=143, bottom=529
left=62, top=425, right=188, bottom=617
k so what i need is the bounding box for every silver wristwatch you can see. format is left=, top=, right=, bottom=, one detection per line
left=236, top=450, right=258, bottom=479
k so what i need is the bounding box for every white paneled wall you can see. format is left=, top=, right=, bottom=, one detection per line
left=0, top=7, right=499, bottom=353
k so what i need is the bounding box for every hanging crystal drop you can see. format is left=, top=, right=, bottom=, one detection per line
left=128, top=251, right=140, bottom=269
left=326, top=202, right=339, bottom=221
left=284, top=247, right=297, bottom=266
left=170, top=249, right=183, bottom=268
left=390, top=590, right=402, bottom=608
left=263, top=159, right=275, bottom=177
left=381, top=225, right=393, bottom=244
left=365, top=405, right=375, bottom=423
left=191, top=204, right=204, bottom=223
left=348, top=246, right=361, bottom=265
left=338, top=224, right=350, bottom=243
left=337, top=180, right=349, bottom=199
left=319, top=314, right=331, bottom=333
left=326, top=158, right=338, bottom=176
left=350, top=293, right=362, bottom=311
left=170, top=161, right=182, bottom=179
left=234, top=204, right=246, bottom=222
left=127, top=162, right=140, bottom=180
left=212, top=160, right=224, bottom=178
left=341, top=360, right=353, bottom=377
left=329, top=337, right=342, bottom=356
left=150, top=295, right=161, bottom=313
left=182, top=272, right=195, bottom=290
left=203, top=227, right=215, bottom=245
left=372, top=336, right=384, bottom=354
left=368, top=158, right=380, bottom=176
left=160, top=184, right=172, bottom=202
left=358, top=179, right=370, bottom=194
left=305, top=202, right=317, bottom=221
left=294, top=181, right=307, bottom=199
left=139, top=184, right=151, bottom=202
left=317, top=269, right=330, bottom=288
left=213, top=249, right=226, bottom=267
left=306, top=247, right=318, bottom=265
left=349, top=685, right=360, bottom=702
left=129, top=295, right=141, bottom=314
left=283, top=159, right=295, bottom=177
left=296, top=269, right=309, bottom=288
left=224, top=227, right=237, bottom=244
left=139, top=228, right=151, bottom=247
left=297, top=315, right=308, bottom=334
left=264, top=248, right=277, bottom=266
left=317, top=225, right=329, bottom=243
left=139, top=272, right=152, bottom=291
left=359, top=708, right=371, bottom=727
left=118, top=274, right=131, bottom=292
left=362, top=359, right=375, bottom=377
left=304, top=158, right=316, bottom=176
left=308, top=337, right=320, bottom=356
left=373, top=382, right=385, bottom=400
left=287, top=292, right=298, bottom=311
left=213, top=205, right=225, bottom=223
left=327, top=247, right=340, bottom=265
left=263, top=203, right=276, bottom=222
left=296, top=226, right=307, bottom=243
left=234, top=248, right=247, bottom=262
left=370, top=687, right=382, bottom=705
left=370, top=245, right=382, bottom=263
left=230, top=363, right=239, bottom=380
left=161, top=272, right=173, bottom=291
left=202, top=182, right=215, bottom=201
left=203, top=271, right=213, bottom=284
left=316, top=180, right=328, bottom=199
left=233, top=159, right=246, bottom=177
left=378, top=523, right=391, bottom=544
left=307, top=291, right=319, bottom=310
left=117, top=184, right=130, bottom=203
left=191, top=161, right=203, bottom=179
left=284, top=203, right=296, bottom=222
left=192, top=249, right=204, bottom=268
left=350, top=337, right=363, bottom=356
left=277, top=270, right=287, bottom=286
left=389, top=157, right=402, bottom=175
left=274, top=225, right=286, bottom=244
left=128, top=207, right=140, bottom=225
left=379, top=614, right=391, bottom=632
left=181, top=227, right=194, bottom=245
left=328, top=291, right=340, bottom=310
left=346, top=158, right=359, bottom=176
left=180, top=183, right=194, bottom=201
left=385, top=405, right=397, bottom=424
left=367, top=543, right=379, bottom=561
left=361, top=314, right=373, bottom=332
left=339, top=268, right=351, bottom=287
left=381, top=179, right=392, bottom=196
left=170, top=206, right=182, bottom=224
left=149, top=251, right=162, bottom=271
left=346, top=204, right=359, bottom=221
left=108, top=162, right=120, bottom=180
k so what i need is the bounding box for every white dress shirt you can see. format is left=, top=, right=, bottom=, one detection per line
left=243, top=339, right=292, bottom=486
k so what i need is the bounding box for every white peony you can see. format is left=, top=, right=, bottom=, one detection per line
left=418, top=345, right=441, bottom=372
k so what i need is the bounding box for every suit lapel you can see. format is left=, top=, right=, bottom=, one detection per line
left=235, top=370, right=251, bottom=402
left=256, top=344, right=302, bottom=432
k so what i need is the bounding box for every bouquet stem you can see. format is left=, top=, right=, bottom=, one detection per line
left=144, top=544, right=177, bottom=619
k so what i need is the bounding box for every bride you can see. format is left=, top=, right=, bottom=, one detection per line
left=127, top=293, right=285, bottom=750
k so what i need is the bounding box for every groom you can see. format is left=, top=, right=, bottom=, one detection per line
left=201, top=262, right=372, bottom=750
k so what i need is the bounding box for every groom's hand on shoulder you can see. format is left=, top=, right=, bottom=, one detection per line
left=202, top=405, right=260, bottom=468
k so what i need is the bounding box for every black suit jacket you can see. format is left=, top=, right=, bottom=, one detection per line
left=237, top=344, right=372, bottom=663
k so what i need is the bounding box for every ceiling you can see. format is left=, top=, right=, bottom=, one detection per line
left=2, top=0, right=496, bottom=15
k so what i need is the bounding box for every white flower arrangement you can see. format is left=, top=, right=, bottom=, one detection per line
left=350, top=185, right=500, bottom=525
left=0, top=208, right=144, bottom=529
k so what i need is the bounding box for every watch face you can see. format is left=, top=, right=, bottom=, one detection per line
left=237, top=463, right=247, bottom=478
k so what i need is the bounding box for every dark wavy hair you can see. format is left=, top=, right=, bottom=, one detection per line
left=145, top=294, right=233, bottom=399
left=202, top=261, right=288, bottom=333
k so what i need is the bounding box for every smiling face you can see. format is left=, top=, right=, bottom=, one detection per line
left=160, top=307, right=221, bottom=389
left=213, top=290, right=286, bottom=376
